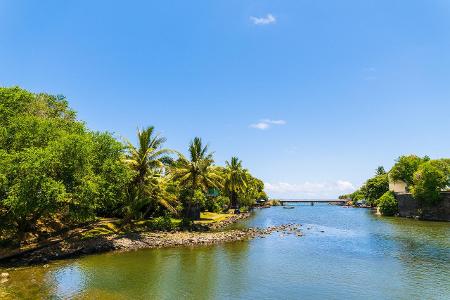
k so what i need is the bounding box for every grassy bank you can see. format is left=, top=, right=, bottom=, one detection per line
left=0, top=212, right=246, bottom=264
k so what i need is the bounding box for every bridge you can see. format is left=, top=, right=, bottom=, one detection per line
left=279, top=199, right=346, bottom=206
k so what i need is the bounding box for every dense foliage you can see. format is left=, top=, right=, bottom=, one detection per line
left=389, top=155, right=429, bottom=186
left=0, top=87, right=132, bottom=238
left=411, top=159, right=450, bottom=204
left=339, top=166, right=389, bottom=206
left=0, top=87, right=267, bottom=241
left=340, top=155, right=450, bottom=215
left=377, top=191, right=398, bottom=216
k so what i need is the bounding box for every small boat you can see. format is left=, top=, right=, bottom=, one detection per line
left=283, top=206, right=295, bottom=209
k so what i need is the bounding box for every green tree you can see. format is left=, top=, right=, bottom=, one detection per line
left=124, top=126, right=177, bottom=219
left=390, top=155, right=426, bottom=186
left=170, top=137, right=222, bottom=218
left=0, top=87, right=132, bottom=238
left=238, top=173, right=267, bottom=208
left=223, top=157, right=247, bottom=208
left=364, top=174, right=389, bottom=206
left=376, top=166, right=386, bottom=176
left=412, top=160, right=450, bottom=204
left=1, top=147, right=66, bottom=233
left=171, top=137, right=222, bottom=192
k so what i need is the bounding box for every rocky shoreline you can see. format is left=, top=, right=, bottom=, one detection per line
left=0, top=213, right=303, bottom=267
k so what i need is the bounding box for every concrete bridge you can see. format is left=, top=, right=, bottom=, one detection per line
left=279, top=199, right=346, bottom=206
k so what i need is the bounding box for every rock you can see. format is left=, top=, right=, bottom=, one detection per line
left=0, top=278, right=8, bottom=284
left=0, top=273, right=9, bottom=278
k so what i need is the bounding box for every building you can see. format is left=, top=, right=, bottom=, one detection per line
left=389, top=180, right=407, bottom=193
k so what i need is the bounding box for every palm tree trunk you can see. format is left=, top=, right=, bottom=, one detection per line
left=143, top=202, right=153, bottom=219
left=228, top=191, right=238, bottom=209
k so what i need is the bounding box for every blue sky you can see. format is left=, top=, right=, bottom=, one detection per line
left=1, top=1, right=450, bottom=198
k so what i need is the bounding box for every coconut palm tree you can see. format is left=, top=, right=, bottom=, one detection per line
left=170, top=137, right=222, bottom=218
left=124, top=126, right=177, bottom=219
left=171, top=137, right=222, bottom=191
left=223, top=157, right=247, bottom=208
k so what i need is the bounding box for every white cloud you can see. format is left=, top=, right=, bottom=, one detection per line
left=250, top=14, right=276, bottom=25
left=250, top=122, right=270, bottom=130
left=264, top=180, right=355, bottom=199
left=262, top=119, right=286, bottom=125
left=250, top=119, right=286, bottom=130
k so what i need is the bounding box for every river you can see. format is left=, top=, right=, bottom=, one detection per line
left=1, top=205, right=449, bottom=299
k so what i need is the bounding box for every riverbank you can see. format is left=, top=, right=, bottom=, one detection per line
left=1, top=224, right=302, bottom=267
left=0, top=210, right=302, bottom=267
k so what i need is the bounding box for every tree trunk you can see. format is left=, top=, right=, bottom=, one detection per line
left=184, top=203, right=200, bottom=220
left=233, top=191, right=239, bottom=208
left=228, top=191, right=238, bottom=209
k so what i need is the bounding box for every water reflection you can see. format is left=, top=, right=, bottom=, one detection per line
left=49, top=265, right=86, bottom=298
left=49, top=242, right=252, bottom=299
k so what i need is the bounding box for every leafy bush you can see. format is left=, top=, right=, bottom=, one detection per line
left=377, top=191, right=398, bottom=216
left=145, top=215, right=176, bottom=231
left=192, top=189, right=207, bottom=208
left=205, top=195, right=230, bottom=213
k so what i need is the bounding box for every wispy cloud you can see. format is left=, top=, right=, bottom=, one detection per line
left=250, top=14, right=276, bottom=25
left=250, top=119, right=286, bottom=130
left=265, top=180, right=355, bottom=199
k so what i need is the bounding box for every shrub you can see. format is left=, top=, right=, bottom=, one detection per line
left=145, top=215, right=176, bottom=231
left=205, top=195, right=230, bottom=213
left=377, top=191, right=398, bottom=216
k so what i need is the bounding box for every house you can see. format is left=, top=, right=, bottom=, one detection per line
left=389, top=180, right=407, bottom=193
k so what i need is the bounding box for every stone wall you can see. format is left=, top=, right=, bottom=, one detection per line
left=395, top=192, right=450, bottom=221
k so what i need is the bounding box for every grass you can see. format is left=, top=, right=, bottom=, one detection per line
left=195, top=212, right=234, bottom=224
left=81, top=220, right=123, bottom=239
left=17, top=212, right=235, bottom=242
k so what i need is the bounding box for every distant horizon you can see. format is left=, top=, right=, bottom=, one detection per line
left=1, top=0, right=449, bottom=199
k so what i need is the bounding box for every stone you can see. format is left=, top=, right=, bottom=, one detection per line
left=0, top=273, right=9, bottom=278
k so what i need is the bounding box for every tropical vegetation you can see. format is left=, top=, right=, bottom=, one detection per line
left=0, top=87, right=267, bottom=244
left=340, top=155, right=450, bottom=216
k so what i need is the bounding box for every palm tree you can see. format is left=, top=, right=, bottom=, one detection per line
left=170, top=137, right=222, bottom=218
left=223, top=157, right=247, bottom=208
left=171, top=137, right=222, bottom=191
left=124, top=126, right=177, bottom=219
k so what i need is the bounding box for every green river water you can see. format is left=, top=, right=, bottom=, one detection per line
left=1, top=205, right=449, bottom=299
